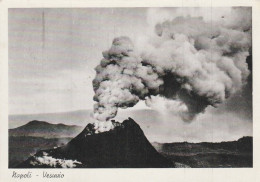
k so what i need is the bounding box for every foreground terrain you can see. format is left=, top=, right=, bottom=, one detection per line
left=152, top=136, right=253, bottom=168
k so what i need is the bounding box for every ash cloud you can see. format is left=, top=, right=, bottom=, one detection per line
left=93, top=8, right=252, bottom=122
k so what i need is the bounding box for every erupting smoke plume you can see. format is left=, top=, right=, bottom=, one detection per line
left=93, top=8, right=251, bottom=122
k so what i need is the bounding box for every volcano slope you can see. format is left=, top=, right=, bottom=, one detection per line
left=17, top=118, right=174, bottom=168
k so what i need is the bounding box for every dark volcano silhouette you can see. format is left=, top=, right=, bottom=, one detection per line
left=17, top=118, right=174, bottom=168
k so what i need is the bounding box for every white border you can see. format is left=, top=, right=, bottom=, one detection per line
left=0, top=0, right=259, bottom=181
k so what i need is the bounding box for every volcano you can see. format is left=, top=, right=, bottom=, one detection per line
left=17, top=118, right=174, bottom=168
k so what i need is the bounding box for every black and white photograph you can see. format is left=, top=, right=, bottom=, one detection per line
left=8, top=7, right=253, bottom=169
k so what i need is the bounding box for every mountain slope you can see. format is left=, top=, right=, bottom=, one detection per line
left=17, top=118, right=174, bottom=168
left=9, top=120, right=83, bottom=138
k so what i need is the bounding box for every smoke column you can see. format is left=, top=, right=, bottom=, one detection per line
left=92, top=7, right=251, bottom=123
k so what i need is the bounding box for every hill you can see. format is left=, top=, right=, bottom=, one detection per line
left=17, top=118, right=174, bottom=168
left=9, top=110, right=92, bottom=129
left=9, top=120, right=83, bottom=138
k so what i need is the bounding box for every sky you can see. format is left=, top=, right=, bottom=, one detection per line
left=9, top=8, right=252, bottom=142
left=9, top=8, right=149, bottom=114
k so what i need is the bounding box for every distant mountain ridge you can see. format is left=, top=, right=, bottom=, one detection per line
left=152, top=136, right=253, bottom=153
left=9, top=120, right=83, bottom=138
left=9, top=110, right=92, bottom=129
left=9, top=109, right=253, bottom=143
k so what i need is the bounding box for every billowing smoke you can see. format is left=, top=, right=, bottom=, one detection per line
left=93, top=7, right=251, bottom=122
left=93, top=36, right=163, bottom=121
